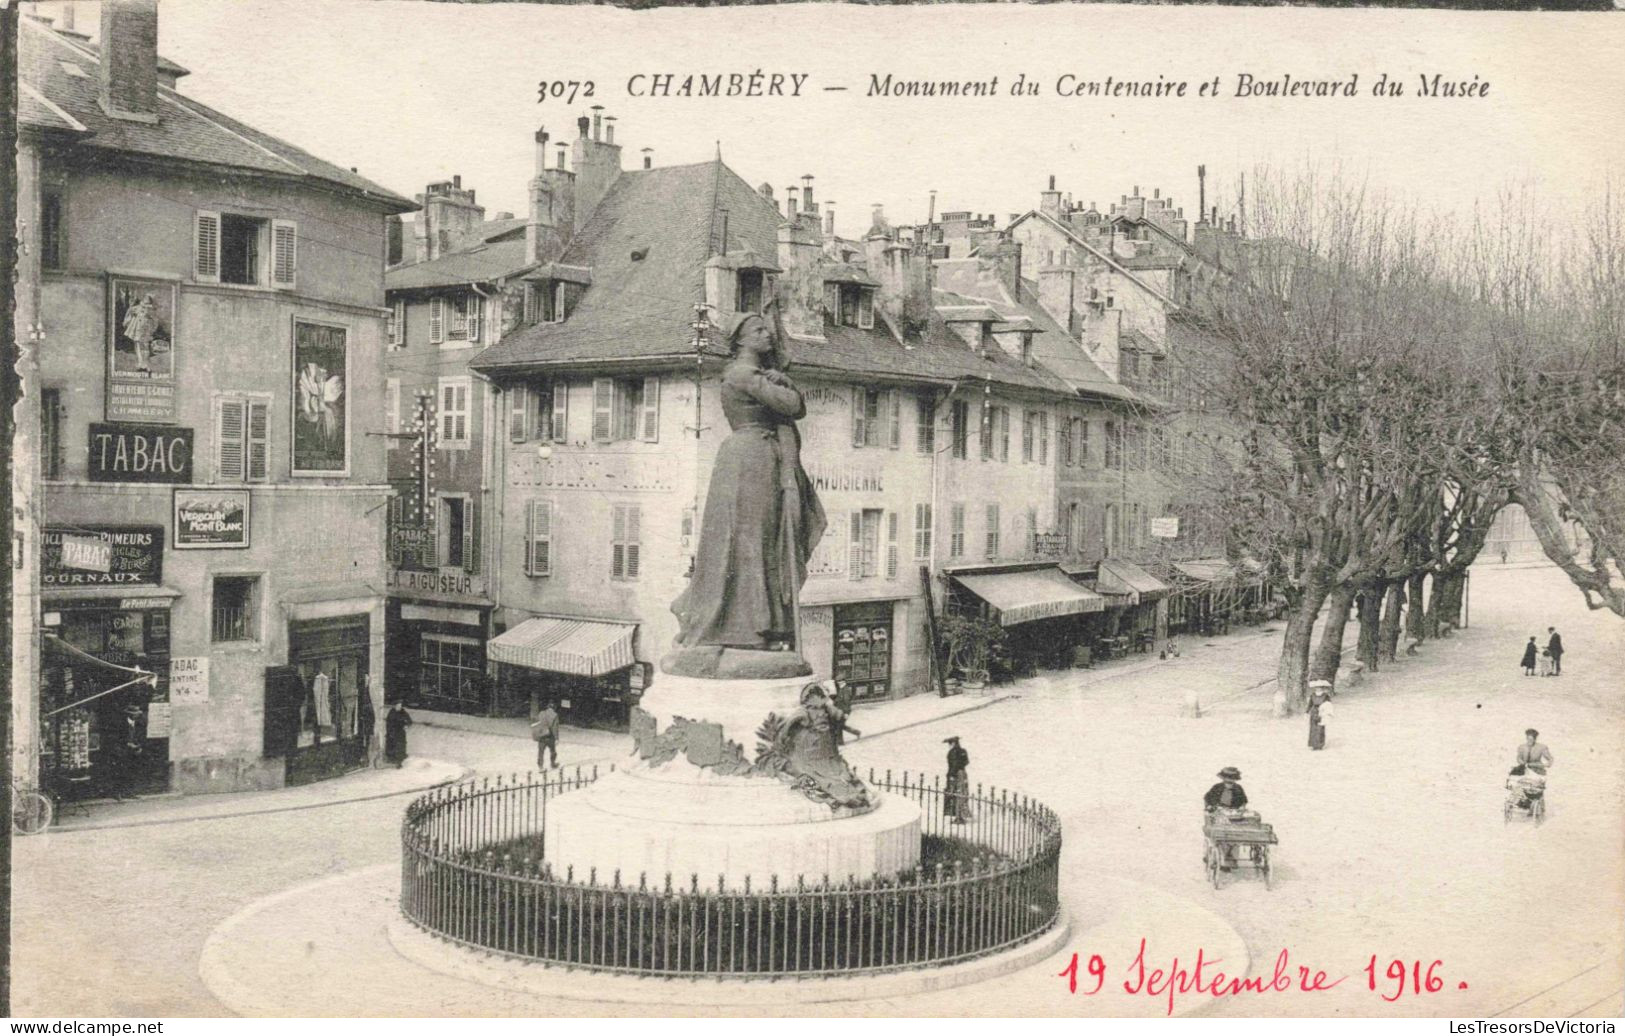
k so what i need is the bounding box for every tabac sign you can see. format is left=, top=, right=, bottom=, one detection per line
left=88, top=423, right=194, bottom=484
left=42, top=527, right=164, bottom=588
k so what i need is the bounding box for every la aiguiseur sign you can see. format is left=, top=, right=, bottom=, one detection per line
left=88, top=423, right=194, bottom=483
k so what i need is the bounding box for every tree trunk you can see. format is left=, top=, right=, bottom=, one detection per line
left=1278, top=582, right=1330, bottom=714
left=1404, top=572, right=1428, bottom=643
left=1311, top=585, right=1356, bottom=682
left=1379, top=580, right=1404, bottom=664
left=1428, top=570, right=1466, bottom=633
left=1356, top=586, right=1382, bottom=668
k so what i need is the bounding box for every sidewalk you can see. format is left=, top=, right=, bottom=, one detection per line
left=46, top=757, right=467, bottom=834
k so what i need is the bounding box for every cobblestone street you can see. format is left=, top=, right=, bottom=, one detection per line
left=12, top=563, right=1623, bottom=1017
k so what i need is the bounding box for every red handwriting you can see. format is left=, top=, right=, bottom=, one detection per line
left=1059, top=940, right=1346, bottom=1015
left=1365, top=957, right=1445, bottom=1001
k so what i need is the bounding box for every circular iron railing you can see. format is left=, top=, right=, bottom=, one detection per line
left=400, top=766, right=1062, bottom=978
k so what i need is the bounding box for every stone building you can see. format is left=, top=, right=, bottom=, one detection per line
left=14, top=2, right=413, bottom=796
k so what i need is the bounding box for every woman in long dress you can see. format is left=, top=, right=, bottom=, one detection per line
left=671, top=313, right=825, bottom=653
left=944, top=736, right=971, bottom=824
left=383, top=701, right=413, bottom=767
left=1307, top=684, right=1332, bottom=750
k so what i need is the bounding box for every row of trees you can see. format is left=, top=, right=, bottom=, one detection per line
left=1167, top=171, right=1623, bottom=712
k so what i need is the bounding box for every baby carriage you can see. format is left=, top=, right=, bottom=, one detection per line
left=1504, top=765, right=1547, bottom=824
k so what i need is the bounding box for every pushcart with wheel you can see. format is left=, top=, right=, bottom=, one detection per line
left=1203, top=811, right=1277, bottom=889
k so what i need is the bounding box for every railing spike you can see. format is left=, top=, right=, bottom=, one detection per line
left=639, top=871, right=648, bottom=890
left=664, top=872, right=673, bottom=893
left=566, top=864, right=574, bottom=883
left=588, top=866, right=597, bottom=886
left=770, top=874, right=778, bottom=893
left=613, top=868, right=622, bottom=888
left=691, top=873, right=700, bottom=893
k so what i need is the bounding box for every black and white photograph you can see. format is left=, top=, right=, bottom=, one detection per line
left=2, top=0, right=1623, bottom=1027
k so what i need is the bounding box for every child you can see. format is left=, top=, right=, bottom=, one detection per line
left=1538, top=647, right=1555, bottom=677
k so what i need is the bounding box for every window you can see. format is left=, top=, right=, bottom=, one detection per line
left=438, top=495, right=479, bottom=573
left=1022, top=410, right=1035, bottom=462
left=446, top=294, right=470, bottom=343
left=465, top=293, right=482, bottom=344
left=848, top=509, right=883, bottom=580
left=1067, top=502, right=1081, bottom=554
left=438, top=377, right=471, bottom=448
left=852, top=388, right=883, bottom=448
left=1075, top=419, right=1089, bottom=467
left=386, top=379, right=400, bottom=449
left=949, top=503, right=966, bottom=558
left=738, top=269, right=765, bottom=313
left=980, top=403, right=994, bottom=461
left=419, top=634, right=482, bottom=702
left=1061, top=416, right=1074, bottom=467
left=915, top=393, right=935, bottom=454
left=214, top=395, right=270, bottom=483
left=220, top=214, right=263, bottom=285
left=538, top=281, right=568, bottom=323
left=211, top=575, right=260, bottom=643
left=388, top=300, right=405, bottom=349
left=40, top=187, right=65, bottom=270
left=914, top=503, right=932, bottom=560
left=950, top=400, right=970, bottom=459
left=886, top=512, right=900, bottom=579
left=829, top=283, right=875, bottom=329
left=985, top=503, right=1001, bottom=557
left=1105, top=420, right=1121, bottom=469
left=996, top=406, right=1010, bottom=461
left=525, top=500, right=554, bottom=576
left=1127, top=422, right=1145, bottom=471
left=428, top=297, right=444, bottom=344
left=523, top=283, right=539, bottom=324
left=611, top=503, right=642, bottom=579
left=1019, top=332, right=1034, bottom=367
left=41, top=388, right=63, bottom=479
left=592, top=377, right=659, bottom=442
left=511, top=382, right=568, bottom=443
left=198, top=212, right=296, bottom=288
left=1038, top=411, right=1050, bottom=465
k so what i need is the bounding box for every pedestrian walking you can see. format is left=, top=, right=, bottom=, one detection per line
left=944, top=735, right=971, bottom=825
left=1546, top=627, right=1564, bottom=676
left=530, top=700, right=560, bottom=769
left=1520, top=636, right=1538, bottom=677
left=384, top=701, right=413, bottom=768
left=1307, top=680, right=1333, bottom=750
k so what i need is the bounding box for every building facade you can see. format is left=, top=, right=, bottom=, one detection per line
left=16, top=2, right=412, bottom=797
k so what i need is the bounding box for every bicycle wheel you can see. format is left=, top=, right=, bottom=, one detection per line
left=13, top=789, right=54, bottom=834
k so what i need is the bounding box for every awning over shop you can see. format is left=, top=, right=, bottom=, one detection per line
left=1174, top=558, right=1234, bottom=584
left=953, top=568, right=1104, bottom=626
left=488, top=617, right=636, bottom=677
left=1097, top=559, right=1171, bottom=605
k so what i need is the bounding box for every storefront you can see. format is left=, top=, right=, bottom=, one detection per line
left=276, top=614, right=372, bottom=786
left=387, top=597, right=494, bottom=714
left=948, top=564, right=1104, bottom=675
left=1096, top=558, right=1171, bottom=652
left=1170, top=558, right=1238, bottom=635
left=833, top=601, right=895, bottom=702
left=488, top=616, right=640, bottom=729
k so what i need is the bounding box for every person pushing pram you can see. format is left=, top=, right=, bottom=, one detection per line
left=1505, top=728, right=1553, bottom=820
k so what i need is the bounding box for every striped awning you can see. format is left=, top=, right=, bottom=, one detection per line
left=953, top=568, right=1104, bottom=626
left=488, top=617, right=636, bottom=676
left=1098, top=559, right=1171, bottom=605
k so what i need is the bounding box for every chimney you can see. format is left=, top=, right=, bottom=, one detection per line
left=99, top=0, right=159, bottom=124
left=590, top=106, right=603, bottom=141
left=1040, top=175, right=1063, bottom=219
left=577, top=115, right=590, bottom=138
left=786, top=186, right=798, bottom=220
left=642, top=147, right=653, bottom=170
left=825, top=203, right=836, bottom=238
left=1198, top=165, right=1207, bottom=223
left=866, top=219, right=928, bottom=336
left=529, top=126, right=572, bottom=265
left=572, top=109, right=623, bottom=233
left=453, top=174, right=461, bottom=189
left=534, top=128, right=550, bottom=172
left=801, top=175, right=815, bottom=214
left=557, top=145, right=568, bottom=171
left=777, top=220, right=825, bottom=340
left=604, top=116, right=616, bottom=144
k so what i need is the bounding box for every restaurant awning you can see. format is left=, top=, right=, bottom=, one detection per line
left=953, top=568, right=1104, bottom=625
left=1097, top=559, right=1171, bottom=605
left=1174, top=558, right=1234, bottom=584
left=488, top=617, right=636, bottom=677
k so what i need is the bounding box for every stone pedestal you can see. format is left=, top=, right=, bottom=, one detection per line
left=543, top=672, right=922, bottom=887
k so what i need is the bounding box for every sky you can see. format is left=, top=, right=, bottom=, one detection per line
left=38, top=0, right=1625, bottom=237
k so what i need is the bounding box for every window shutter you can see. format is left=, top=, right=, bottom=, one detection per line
left=851, top=387, right=866, bottom=448
left=466, top=293, right=482, bottom=344
left=524, top=501, right=534, bottom=574
left=552, top=282, right=566, bottom=323
left=216, top=397, right=245, bottom=481
left=626, top=505, right=641, bottom=578
left=1039, top=411, right=1049, bottom=465
left=858, top=289, right=875, bottom=330
left=529, top=501, right=553, bottom=576
left=428, top=297, right=444, bottom=344
left=464, top=501, right=480, bottom=574
left=386, top=379, right=400, bottom=448
left=551, top=380, right=569, bottom=442
left=888, top=391, right=901, bottom=449
left=246, top=401, right=269, bottom=482
left=271, top=219, right=297, bottom=289
left=611, top=504, right=627, bottom=578
left=640, top=377, right=660, bottom=442
left=825, top=283, right=841, bottom=323
left=509, top=385, right=529, bottom=442
left=390, top=300, right=405, bottom=348
left=523, top=285, right=538, bottom=324
left=592, top=378, right=614, bottom=442
left=886, top=512, right=899, bottom=579
left=848, top=511, right=864, bottom=580
left=194, top=211, right=221, bottom=282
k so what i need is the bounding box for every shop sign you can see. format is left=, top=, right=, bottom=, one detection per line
left=107, top=277, right=179, bottom=422
left=169, top=657, right=210, bottom=704
left=59, top=535, right=113, bottom=573
left=173, top=489, right=250, bottom=549
left=388, top=523, right=435, bottom=570
left=1151, top=517, right=1181, bottom=539
left=387, top=566, right=483, bottom=598
left=1033, top=532, right=1066, bottom=558
left=146, top=702, right=173, bottom=739
left=88, top=423, right=194, bottom=483
left=42, top=527, right=163, bottom=588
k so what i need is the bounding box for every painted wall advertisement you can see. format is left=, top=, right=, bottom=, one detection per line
left=107, top=277, right=178, bottom=422
left=173, top=489, right=251, bottom=549
left=169, top=657, right=210, bottom=705
left=88, top=423, right=194, bottom=483
left=42, top=526, right=164, bottom=588
left=292, top=320, right=349, bottom=475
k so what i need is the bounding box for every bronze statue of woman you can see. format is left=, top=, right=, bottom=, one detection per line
left=666, top=311, right=826, bottom=678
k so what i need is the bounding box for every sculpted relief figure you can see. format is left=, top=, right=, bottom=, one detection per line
left=666, top=311, right=827, bottom=680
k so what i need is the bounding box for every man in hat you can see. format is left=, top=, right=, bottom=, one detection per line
left=1204, top=767, right=1248, bottom=812
left=944, top=736, right=971, bottom=824
left=530, top=699, right=561, bottom=769
left=1546, top=627, right=1564, bottom=676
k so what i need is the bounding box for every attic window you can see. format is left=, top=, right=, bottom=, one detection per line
left=738, top=269, right=765, bottom=313
left=827, top=283, right=874, bottom=330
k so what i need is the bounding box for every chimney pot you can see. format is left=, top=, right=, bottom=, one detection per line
left=453, top=174, right=461, bottom=189
left=604, top=116, right=616, bottom=144
left=557, top=145, right=568, bottom=170
left=577, top=115, right=590, bottom=138
left=1048, top=175, right=1056, bottom=190
left=591, top=106, right=603, bottom=141
left=642, top=147, right=653, bottom=170
left=801, top=175, right=815, bottom=212
left=1154, top=188, right=1160, bottom=199
left=1133, top=185, right=1140, bottom=196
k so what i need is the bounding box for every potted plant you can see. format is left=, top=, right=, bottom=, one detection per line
left=939, top=613, right=1007, bottom=690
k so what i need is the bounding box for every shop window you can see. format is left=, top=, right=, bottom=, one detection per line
left=914, top=503, right=932, bottom=560
left=419, top=634, right=483, bottom=703
left=438, top=377, right=471, bottom=448
left=915, top=393, right=935, bottom=454
left=212, top=575, right=261, bottom=643
left=41, top=387, right=64, bottom=479
left=834, top=602, right=893, bottom=702
left=611, top=503, right=642, bottom=580
left=985, top=503, right=1001, bottom=558
left=40, top=186, right=66, bottom=270
left=593, top=377, right=659, bottom=443
left=949, top=503, right=966, bottom=558
left=950, top=400, right=969, bottom=459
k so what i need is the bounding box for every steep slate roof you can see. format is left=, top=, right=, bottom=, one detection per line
left=386, top=238, right=531, bottom=292
left=20, top=17, right=412, bottom=212
left=1008, top=209, right=1177, bottom=309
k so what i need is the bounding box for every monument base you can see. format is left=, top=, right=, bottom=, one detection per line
left=543, top=671, right=922, bottom=887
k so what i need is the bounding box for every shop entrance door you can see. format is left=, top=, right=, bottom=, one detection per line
left=285, top=616, right=370, bottom=786
left=834, top=602, right=894, bottom=702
